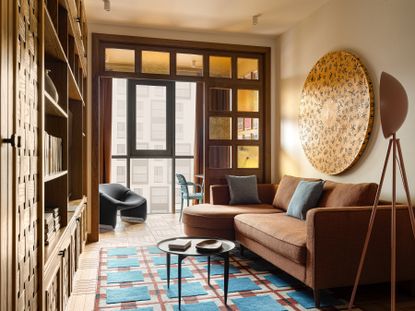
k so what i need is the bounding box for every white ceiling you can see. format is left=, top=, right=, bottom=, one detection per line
left=85, top=0, right=331, bottom=36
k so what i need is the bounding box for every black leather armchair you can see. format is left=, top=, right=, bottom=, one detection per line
left=99, top=183, right=147, bottom=228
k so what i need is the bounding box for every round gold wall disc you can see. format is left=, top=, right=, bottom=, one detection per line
left=299, top=50, right=374, bottom=175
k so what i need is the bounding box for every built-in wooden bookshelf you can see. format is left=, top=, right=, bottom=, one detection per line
left=6, top=0, right=88, bottom=309
left=41, top=0, right=88, bottom=309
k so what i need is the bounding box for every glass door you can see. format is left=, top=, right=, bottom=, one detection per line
left=126, top=80, right=174, bottom=213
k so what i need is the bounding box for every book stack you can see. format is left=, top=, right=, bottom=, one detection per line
left=168, top=239, right=191, bottom=251
left=44, top=207, right=60, bottom=245
left=44, top=132, right=63, bottom=176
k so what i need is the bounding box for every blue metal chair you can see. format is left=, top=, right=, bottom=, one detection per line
left=176, top=173, right=204, bottom=222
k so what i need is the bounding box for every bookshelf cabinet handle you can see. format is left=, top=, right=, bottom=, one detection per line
left=58, top=249, right=66, bottom=257
left=2, top=134, right=21, bottom=148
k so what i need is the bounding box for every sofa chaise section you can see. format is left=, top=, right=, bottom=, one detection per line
left=182, top=184, right=280, bottom=240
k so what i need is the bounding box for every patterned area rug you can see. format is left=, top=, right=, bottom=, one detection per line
left=95, top=245, right=349, bottom=310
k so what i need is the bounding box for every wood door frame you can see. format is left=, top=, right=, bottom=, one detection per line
left=90, top=33, right=271, bottom=242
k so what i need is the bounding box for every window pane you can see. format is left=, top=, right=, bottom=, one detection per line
left=176, top=82, right=196, bottom=156
left=237, top=89, right=259, bottom=112
left=136, top=85, right=167, bottom=150
left=237, top=58, right=259, bottom=80
left=209, top=88, right=232, bottom=112
left=176, top=53, right=203, bottom=77
left=130, top=159, right=172, bottom=213
left=238, top=118, right=259, bottom=140
left=237, top=146, right=259, bottom=168
left=130, top=159, right=148, bottom=184
left=111, top=79, right=127, bottom=155
left=209, top=56, right=232, bottom=78
left=110, top=159, right=127, bottom=185
left=141, top=50, right=170, bottom=74
left=209, top=117, right=232, bottom=140
left=105, top=48, right=135, bottom=72
left=209, top=146, right=232, bottom=168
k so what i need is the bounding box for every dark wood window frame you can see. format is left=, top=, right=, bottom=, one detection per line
left=128, top=79, right=175, bottom=158
left=91, top=33, right=271, bottom=241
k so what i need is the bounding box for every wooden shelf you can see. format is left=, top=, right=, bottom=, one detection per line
left=44, top=197, right=86, bottom=268
left=45, top=6, right=86, bottom=103
left=68, top=66, right=83, bottom=101
left=44, top=170, right=68, bottom=182
left=45, top=92, right=68, bottom=118
left=44, top=8, right=67, bottom=62
left=58, top=0, right=87, bottom=73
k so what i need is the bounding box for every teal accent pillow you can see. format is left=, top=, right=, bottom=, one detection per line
left=286, top=180, right=325, bottom=220
left=226, top=175, right=261, bottom=205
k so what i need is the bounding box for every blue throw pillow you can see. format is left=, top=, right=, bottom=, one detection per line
left=226, top=175, right=261, bottom=205
left=286, top=180, right=325, bottom=220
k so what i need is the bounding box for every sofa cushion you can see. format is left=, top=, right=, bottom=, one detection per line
left=287, top=180, right=325, bottom=220
left=226, top=175, right=261, bottom=205
left=273, top=175, right=318, bottom=211
left=319, top=181, right=378, bottom=207
left=235, top=213, right=307, bottom=264
left=183, top=203, right=282, bottom=231
left=210, top=184, right=278, bottom=205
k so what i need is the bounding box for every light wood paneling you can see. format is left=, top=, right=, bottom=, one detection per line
left=14, top=0, right=41, bottom=309
left=0, top=0, right=14, bottom=310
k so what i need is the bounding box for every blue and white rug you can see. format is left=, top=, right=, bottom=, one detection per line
left=95, top=245, right=349, bottom=310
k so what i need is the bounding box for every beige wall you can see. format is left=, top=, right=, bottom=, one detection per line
left=278, top=0, right=415, bottom=200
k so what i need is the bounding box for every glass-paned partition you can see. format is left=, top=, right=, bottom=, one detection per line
left=237, top=89, right=259, bottom=112
left=141, top=50, right=170, bottom=75
left=105, top=48, right=135, bottom=72
left=176, top=53, right=203, bottom=77
left=209, top=56, right=232, bottom=78
left=237, top=58, right=259, bottom=80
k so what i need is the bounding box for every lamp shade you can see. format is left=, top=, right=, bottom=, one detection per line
left=379, top=72, right=408, bottom=138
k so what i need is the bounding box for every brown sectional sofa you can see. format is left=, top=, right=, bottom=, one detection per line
left=183, top=183, right=279, bottom=240
left=183, top=175, right=415, bottom=306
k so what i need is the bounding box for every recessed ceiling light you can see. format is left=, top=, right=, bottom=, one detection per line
left=252, top=14, right=261, bottom=26
left=103, top=0, right=111, bottom=11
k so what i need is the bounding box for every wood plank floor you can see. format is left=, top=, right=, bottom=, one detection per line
left=68, top=213, right=415, bottom=310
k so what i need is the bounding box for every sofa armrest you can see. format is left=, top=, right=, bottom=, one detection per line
left=306, top=205, right=415, bottom=290
left=210, top=183, right=279, bottom=205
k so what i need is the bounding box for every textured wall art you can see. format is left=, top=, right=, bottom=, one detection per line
left=299, top=51, right=374, bottom=175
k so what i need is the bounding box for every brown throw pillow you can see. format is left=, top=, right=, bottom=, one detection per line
left=273, top=175, right=319, bottom=211
left=318, top=180, right=378, bottom=207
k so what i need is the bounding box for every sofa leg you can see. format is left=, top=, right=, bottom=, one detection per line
left=240, top=244, right=245, bottom=257
left=313, top=289, right=321, bottom=308
left=409, top=280, right=415, bottom=296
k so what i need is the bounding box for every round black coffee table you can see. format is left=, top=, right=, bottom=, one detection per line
left=157, top=237, right=236, bottom=309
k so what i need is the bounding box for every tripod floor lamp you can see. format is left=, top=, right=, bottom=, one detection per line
left=348, top=72, right=415, bottom=310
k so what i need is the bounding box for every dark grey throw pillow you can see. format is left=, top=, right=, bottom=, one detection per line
left=226, top=175, right=261, bottom=205
left=286, top=180, right=325, bottom=220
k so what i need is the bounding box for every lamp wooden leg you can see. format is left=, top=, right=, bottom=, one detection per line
left=396, top=139, right=415, bottom=240
left=391, top=136, right=397, bottom=311
left=348, top=138, right=393, bottom=310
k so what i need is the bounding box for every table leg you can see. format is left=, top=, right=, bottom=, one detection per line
left=166, top=253, right=171, bottom=288
left=178, top=254, right=183, bottom=310
left=224, top=253, right=230, bottom=305
left=207, top=256, right=211, bottom=285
